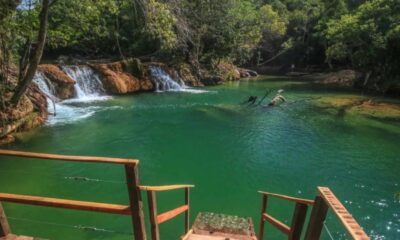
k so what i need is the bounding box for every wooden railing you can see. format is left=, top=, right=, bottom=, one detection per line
left=258, top=191, right=314, bottom=240
left=258, top=187, right=370, bottom=240
left=139, top=185, right=194, bottom=240
left=0, top=149, right=146, bottom=240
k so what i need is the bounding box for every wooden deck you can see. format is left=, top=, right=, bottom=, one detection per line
left=182, top=212, right=257, bottom=240
left=0, top=234, right=44, bottom=240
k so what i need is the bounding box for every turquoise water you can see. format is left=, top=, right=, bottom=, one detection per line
left=0, top=78, right=399, bottom=239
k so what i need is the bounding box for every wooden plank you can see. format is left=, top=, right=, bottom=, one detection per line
left=289, top=203, right=308, bottom=240
left=0, top=193, right=130, bottom=215
left=258, top=194, right=267, bottom=240
left=262, top=213, right=290, bottom=235
left=147, top=191, right=159, bottom=240
left=304, top=196, right=328, bottom=240
left=258, top=191, right=314, bottom=205
left=139, top=185, right=194, bottom=192
left=318, top=187, right=369, bottom=240
left=125, top=164, right=147, bottom=240
left=181, top=229, right=193, bottom=240
left=0, top=203, right=11, bottom=237
left=157, top=205, right=189, bottom=224
left=185, top=188, right=190, bottom=233
left=0, top=149, right=137, bottom=165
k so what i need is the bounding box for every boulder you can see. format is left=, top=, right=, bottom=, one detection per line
left=38, top=64, right=75, bottom=99
left=93, top=61, right=154, bottom=94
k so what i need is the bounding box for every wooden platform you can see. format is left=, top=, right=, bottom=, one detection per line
left=183, top=212, right=257, bottom=240
left=0, top=234, right=45, bottom=240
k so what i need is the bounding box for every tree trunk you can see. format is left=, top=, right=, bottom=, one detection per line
left=10, top=0, right=50, bottom=106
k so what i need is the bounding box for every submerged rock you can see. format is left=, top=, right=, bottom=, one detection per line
left=314, top=95, right=400, bottom=120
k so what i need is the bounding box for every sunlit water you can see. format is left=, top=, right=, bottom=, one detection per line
left=0, top=78, right=399, bottom=240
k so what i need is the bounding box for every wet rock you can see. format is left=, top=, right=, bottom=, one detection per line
left=38, top=64, right=75, bottom=99
left=93, top=61, right=154, bottom=94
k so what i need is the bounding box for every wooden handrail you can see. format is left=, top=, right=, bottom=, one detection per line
left=146, top=187, right=191, bottom=240
left=262, top=213, right=290, bottom=235
left=157, top=205, right=189, bottom=224
left=139, top=185, right=194, bottom=191
left=318, top=187, right=369, bottom=240
left=0, top=150, right=147, bottom=240
left=0, top=193, right=131, bottom=215
left=258, top=191, right=314, bottom=205
left=0, top=149, right=138, bottom=165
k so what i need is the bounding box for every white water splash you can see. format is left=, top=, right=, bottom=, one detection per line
left=149, top=66, right=207, bottom=93
left=62, top=65, right=109, bottom=102
left=33, top=68, right=112, bottom=126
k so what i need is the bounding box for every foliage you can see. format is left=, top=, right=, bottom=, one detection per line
left=324, top=0, right=400, bottom=80
left=1, top=0, right=399, bottom=87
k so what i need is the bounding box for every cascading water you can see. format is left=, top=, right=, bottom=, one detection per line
left=149, top=66, right=207, bottom=93
left=33, top=72, right=58, bottom=101
left=62, top=65, right=107, bottom=101
left=150, top=66, right=184, bottom=92
left=34, top=66, right=111, bottom=126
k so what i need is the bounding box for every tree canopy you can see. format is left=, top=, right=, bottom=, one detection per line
left=1, top=0, right=399, bottom=84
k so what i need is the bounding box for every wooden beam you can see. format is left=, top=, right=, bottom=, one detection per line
left=262, top=213, right=290, bottom=235
left=0, top=203, right=11, bottom=237
left=0, top=149, right=138, bottom=165
left=318, top=187, right=369, bottom=240
left=258, top=194, right=267, bottom=240
left=289, top=203, right=308, bottom=240
left=157, top=205, right=189, bottom=224
left=258, top=191, right=314, bottom=205
left=139, top=185, right=194, bottom=192
left=184, top=188, right=190, bottom=234
left=125, top=164, right=147, bottom=240
left=0, top=193, right=130, bottom=215
left=147, top=191, right=159, bottom=240
left=304, top=196, right=328, bottom=240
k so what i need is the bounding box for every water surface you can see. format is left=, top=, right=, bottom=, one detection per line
left=0, top=78, right=399, bottom=239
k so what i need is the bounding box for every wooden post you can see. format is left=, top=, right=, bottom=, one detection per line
left=258, top=194, right=267, bottom=240
left=304, top=196, right=328, bottom=240
left=289, top=203, right=308, bottom=240
left=0, top=202, right=11, bottom=237
left=125, top=164, right=147, bottom=240
left=147, top=191, right=159, bottom=240
left=184, top=188, right=190, bottom=233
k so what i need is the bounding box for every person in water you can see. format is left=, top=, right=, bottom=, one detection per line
left=268, top=89, right=286, bottom=106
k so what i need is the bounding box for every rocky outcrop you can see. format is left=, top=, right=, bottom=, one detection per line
left=92, top=61, right=154, bottom=94
left=38, top=64, right=75, bottom=99
left=238, top=68, right=258, bottom=78
left=175, top=63, right=204, bottom=87
left=0, top=84, right=48, bottom=144
left=196, top=63, right=245, bottom=85
left=316, top=70, right=361, bottom=87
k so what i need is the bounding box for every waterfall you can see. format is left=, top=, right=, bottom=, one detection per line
left=62, top=65, right=106, bottom=101
left=149, top=66, right=208, bottom=94
left=33, top=72, right=58, bottom=102
left=149, top=66, right=185, bottom=92
left=33, top=66, right=110, bottom=126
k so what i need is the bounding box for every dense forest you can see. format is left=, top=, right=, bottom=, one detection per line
left=0, top=0, right=399, bottom=130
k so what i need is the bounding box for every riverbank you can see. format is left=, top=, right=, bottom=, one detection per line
left=0, top=59, right=257, bottom=144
